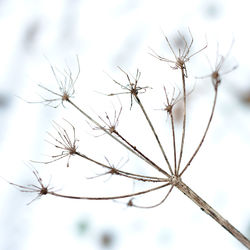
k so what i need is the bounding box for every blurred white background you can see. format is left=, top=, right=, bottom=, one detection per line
left=0, top=0, right=250, bottom=249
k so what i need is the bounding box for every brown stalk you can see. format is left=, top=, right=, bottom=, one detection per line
left=162, top=86, right=180, bottom=174
left=135, top=95, right=174, bottom=175
left=129, top=184, right=174, bottom=209
left=90, top=107, right=170, bottom=177
left=75, top=152, right=169, bottom=183
left=176, top=67, right=187, bottom=175
left=180, top=88, right=218, bottom=176
left=67, top=99, right=169, bottom=177
left=112, top=130, right=170, bottom=177
left=48, top=183, right=170, bottom=201
left=176, top=180, right=250, bottom=249
left=107, top=68, right=173, bottom=175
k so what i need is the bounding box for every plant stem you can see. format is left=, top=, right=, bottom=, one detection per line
left=170, top=111, right=177, bottom=175
left=67, top=99, right=164, bottom=171
left=180, top=87, right=218, bottom=177
left=114, top=131, right=170, bottom=177
left=49, top=183, right=170, bottom=201
left=135, top=96, right=173, bottom=175
left=176, top=180, right=250, bottom=249
left=177, top=68, right=187, bottom=174
left=75, top=151, right=168, bottom=182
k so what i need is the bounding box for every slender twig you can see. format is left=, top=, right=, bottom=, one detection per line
left=135, top=96, right=173, bottom=175
left=169, top=109, right=177, bottom=174
left=113, top=129, right=170, bottom=177
left=67, top=99, right=170, bottom=177
left=162, top=86, right=180, bottom=174
left=176, top=68, right=187, bottom=175
left=180, top=89, right=218, bottom=176
left=129, top=184, right=174, bottom=209
left=68, top=100, right=151, bottom=164
left=89, top=106, right=170, bottom=177
left=107, top=69, right=173, bottom=175
left=49, top=183, right=170, bottom=200
left=75, top=152, right=169, bottom=183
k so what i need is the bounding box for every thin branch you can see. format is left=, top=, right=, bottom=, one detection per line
left=176, top=68, right=187, bottom=175
left=112, top=130, right=170, bottom=177
left=162, top=86, right=179, bottom=174
left=180, top=89, right=218, bottom=176
left=49, top=183, right=170, bottom=200
left=67, top=99, right=170, bottom=177
left=75, top=152, right=169, bottom=183
left=107, top=68, right=172, bottom=175
left=129, top=184, right=174, bottom=209
left=135, top=96, right=173, bottom=175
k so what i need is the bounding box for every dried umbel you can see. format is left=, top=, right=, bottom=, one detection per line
left=196, top=41, right=238, bottom=90
left=150, top=29, right=207, bottom=77
left=5, top=168, right=54, bottom=205
left=8, top=30, right=249, bottom=248
left=32, top=56, right=80, bottom=108
left=107, top=67, right=151, bottom=109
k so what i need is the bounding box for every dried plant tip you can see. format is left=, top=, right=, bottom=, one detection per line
left=39, top=119, right=78, bottom=167
left=92, top=106, right=122, bottom=135
left=6, top=168, right=54, bottom=205
left=163, top=86, right=181, bottom=114
left=196, top=41, right=237, bottom=90
left=36, top=56, right=80, bottom=108
left=150, top=28, right=207, bottom=77
left=87, top=156, right=125, bottom=181
left=107, top=67, right=151, bottom=109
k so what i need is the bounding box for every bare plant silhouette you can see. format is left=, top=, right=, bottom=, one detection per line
left=8, top=31, right=249, bottom=248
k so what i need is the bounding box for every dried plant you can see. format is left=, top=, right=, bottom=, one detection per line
left=34, top=56, right=80, bottom=108
left=5, top=167, right=54, bottom=205
left=9, top=31, right=250, bottom=248
left=107, top=67, right=151, bottom=109
left=150, top=28, right=207, bottom=77
left=44, top=120, right=78, bottom=167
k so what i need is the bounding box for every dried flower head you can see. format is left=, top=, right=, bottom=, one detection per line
left=6, top=168, right=54, bottom=205
left=163, top=86, right=181, bottom=114
left=87, top=156, right=127, bottom=181
left=37, top=56, right=80, bottom=107
left=89, top=106, right=122, bottom=136
left=197, top=41, right=237, bottom=90
left=150, top=29, right=207, bottom=77
left=108, top=67, right=151, bottom=109
left=40, top=119, right=78, bottom=167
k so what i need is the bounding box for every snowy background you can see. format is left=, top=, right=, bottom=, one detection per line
left=0, top=0, right=250, bottom=250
